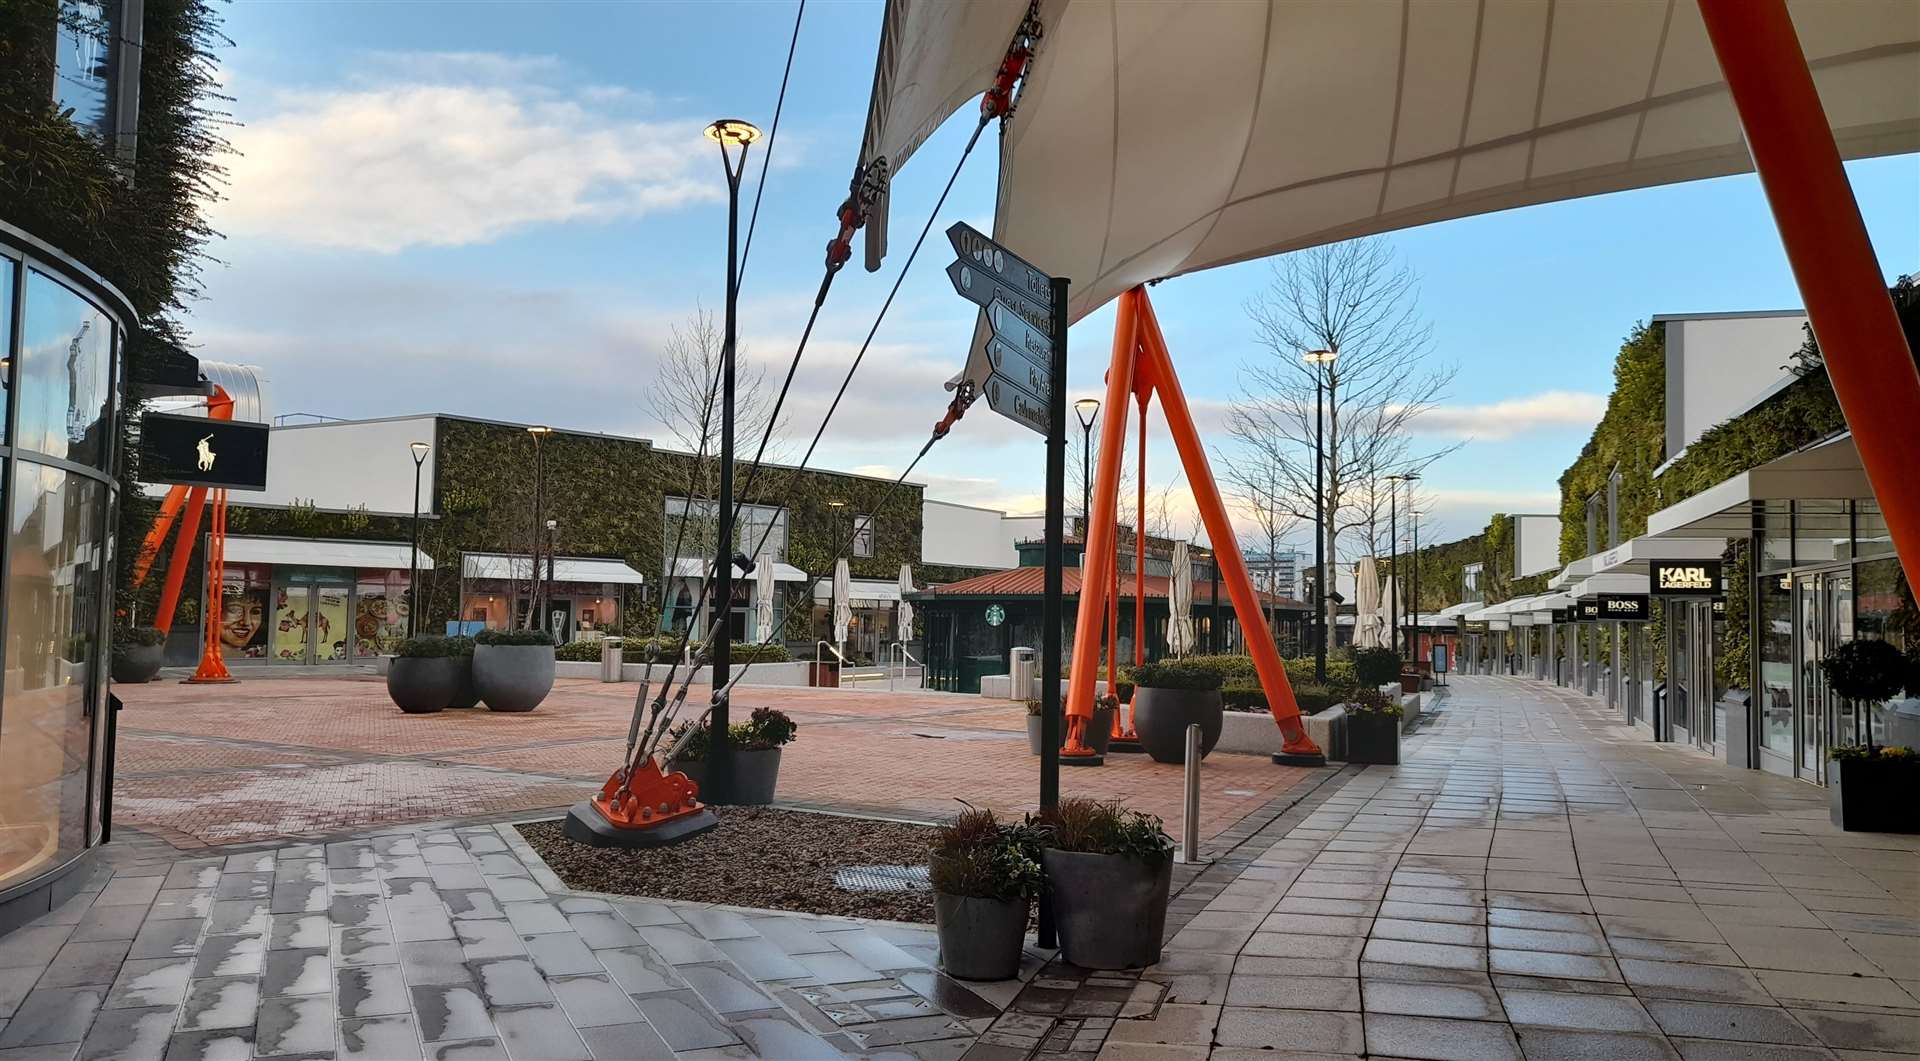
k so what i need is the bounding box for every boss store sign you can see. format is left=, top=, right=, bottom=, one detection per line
left=140, top=412, right=271, bottom=491
left=1576, top=599, right=1602, bottom=622
left=1651, top=560, right=1724, bottom=597
left=1599, top=593, right=1651, bottom=621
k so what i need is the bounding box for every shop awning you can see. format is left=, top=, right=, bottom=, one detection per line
left=813, top=578, right=904, bottom=604
left=669, top=557, right=808, bottom=583
left=464, top=553, right=644, bottom=585
left=1646, top=433, right=1872, bottom=539
left=1435, top=602, right=1477, bottom=622
left=1587, top=534, right=1728, bottom=576
left=1547, top=557, right=1595, bottom=590
left=1572, top=573, right=1651, bottom=598
left=225, top=536, right=433, bottom=570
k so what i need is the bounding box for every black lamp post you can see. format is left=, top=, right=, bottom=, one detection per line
left=705, top=116, right=762, bottom=806
left=408, top=440, right=429, bottom=637
left=544, top=518, right=558, bottom=641
left=1074, top=398, right=1100, bottom=538
left=1407, top=498, right=1422, bottom=663
left=1384, top=473, right=1410, bottom=657
left=1305, top=348, right=1338, bottom=681
left=526, top=425, right=552, bottom=631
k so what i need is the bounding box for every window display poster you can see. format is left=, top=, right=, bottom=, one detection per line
left=219, top=566, right=269, bottom=658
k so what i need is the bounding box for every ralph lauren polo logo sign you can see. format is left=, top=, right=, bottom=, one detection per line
left=1651, top=560, right=1723, bottom=597
left=140, top=412, right=270, bottom=491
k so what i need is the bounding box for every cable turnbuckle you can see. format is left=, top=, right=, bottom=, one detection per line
left=825, top=157, right=889, bottom=272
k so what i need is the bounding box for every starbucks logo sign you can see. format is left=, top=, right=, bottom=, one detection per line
left=985, top=604, right=1006, bottom=627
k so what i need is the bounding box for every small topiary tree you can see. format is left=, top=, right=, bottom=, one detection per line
left=1819, top=638, right=1907, bottom=754
left=1352, top=646, right=1401, bottom=687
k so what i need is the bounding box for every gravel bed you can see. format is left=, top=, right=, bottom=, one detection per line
left=518, top=808, right=938, bottom=923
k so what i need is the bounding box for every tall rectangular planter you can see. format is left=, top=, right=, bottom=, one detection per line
left=1346, top=711, right=1400, bottom=766
left=1827, top=759, right=1920, bottom=833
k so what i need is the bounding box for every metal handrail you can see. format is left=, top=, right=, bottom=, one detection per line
left=886, top=641, right=922, bottom=691
left=814, top=640, right=848, bottom=688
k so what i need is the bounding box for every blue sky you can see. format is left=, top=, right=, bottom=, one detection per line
left=192, top=0, right=1919, bottom=552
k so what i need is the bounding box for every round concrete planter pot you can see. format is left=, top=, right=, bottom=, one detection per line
left=1041, top=848, right=1170, bottom=970
left=387, top=657, right=458, bottom=714
left=673, top=747, right=782, bottom=805
left=474, top=644, right=555, bottom=712
left=111, top=643, right=165, bottom=684
left=447, top=655, right=480, bottom=709
left=934, top=891, right=1028, bottom=981
left=1131, top=687, right=1223, bottom=764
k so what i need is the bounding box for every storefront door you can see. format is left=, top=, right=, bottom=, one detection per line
left=1687, top=601, right=1716, bottom=751
left=1668, top=601, right=1693, bottom=744
left=270, top=570, right=353, bottom=664
left=1793, top=570, right=1853, bottom=782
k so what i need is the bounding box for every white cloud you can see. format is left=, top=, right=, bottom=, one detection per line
left=216, top=53, right=718, bottom=253
left=1410, top=390, right=1605, bottom=440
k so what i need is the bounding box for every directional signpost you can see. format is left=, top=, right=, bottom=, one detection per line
left=945, top=222, right=1067, bottom=948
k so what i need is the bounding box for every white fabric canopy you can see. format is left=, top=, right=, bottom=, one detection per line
left=755, top=551, right=777, bottom=642
left=832, top=558, right=853, bottom=647
left=1168, top=541, right=1195, bottom=656
left=1352, top=557, right=1384, bottom=650
left=861, top=1, right=1920, bottom=326
left=896, top=564, right=916, bottom=642
left=1382, top=576, right=1403, bottom=652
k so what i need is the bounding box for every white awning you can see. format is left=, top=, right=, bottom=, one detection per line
left=1572, top=573, right=1651, bottom=598
left=1647, top=433, right=1871, bottom=539
left=464, top=553, right=644, bottom=585
left=1547, top=557, right=1595, bottom=590
left=1435, top=602, right=1477, bottom=621
left=669, top=558, right=808, bottom=583
left=225, top=536, right=432, bottom=570
left=813, top=578, right=904, bottom=604
left=861, top=2, right=1920, bottom=326
left=1589, top=534, right=1728, bottom=575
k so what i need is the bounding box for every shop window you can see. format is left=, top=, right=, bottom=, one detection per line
left=1791, top=500, right=1850, bottom=569
left=0, top=463, right=105, bottom=887
left=1, top=258, right=13, bottom=435
left=1758, top=500, right=1794, bottom=572
left=354, top=569, right=411, bottom=657
left=852, top=514, right=874, bottom=558
left=1851, top=501, right=1896, bottom=563
left=55, top=1, right=118, bottom=140
left=19, top=270, right=113, bottom=468
left=664, top=497, right=788, bottom=564
left=218, top=563, right=272, bottom=659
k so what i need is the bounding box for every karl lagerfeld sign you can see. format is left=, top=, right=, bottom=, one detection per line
left=140, top=412, right=270, bottom=491
left=1650, top=560, right=1723, bottom=597
left=1599, top=593, right=1651, bottom=621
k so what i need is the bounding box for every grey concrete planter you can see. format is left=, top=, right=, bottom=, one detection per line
left=1042, top=848, right=1170, bottom=970
left=111, top=643, right=164, bottom=684
left=448, top=655, right=480, bottom=709
left=474, top=644, right=555, bottom=712
left=933, top=891, right=1028, bottom=981
left=1084, top=706, right=1115, bottom=755
left=1131, top=687, right=1223, bottom=764
left=1027, top=714, right=1045, bottom=755
left=673, top=747, right=782, bottom=805
left=387, top=657, right=458, bottom=714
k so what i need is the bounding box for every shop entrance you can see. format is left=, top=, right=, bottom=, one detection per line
left=270, top=569, right=355, bottom=664
left=1794, top=569, right=1853, bottom=783
left=1664, top=600, right=1717, bottom=748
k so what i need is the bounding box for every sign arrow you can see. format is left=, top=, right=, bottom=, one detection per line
left=947, top=261, right=1052, bottom=336
left=985, top=374, right=1049, bottom=436
left=947, top=222, right=1054, bottom=311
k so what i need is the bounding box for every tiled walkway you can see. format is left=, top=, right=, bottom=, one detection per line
left=1062, top=675, right=1920, bottom=1060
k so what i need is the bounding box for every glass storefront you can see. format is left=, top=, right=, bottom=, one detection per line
left=197, top=562, right=412, bottom=665
left=0, top=234, right=124, bottom=897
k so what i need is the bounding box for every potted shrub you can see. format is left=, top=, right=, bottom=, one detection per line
left=667, top=707, right=797, bottom=805
left=1352, top=646, right=1402, bottom=690
left=1128, top=660, right=1224, bottom=764
left=929, top=806, right=1042, bottom=981
left=473, top=628, right=557, bottom=712
left=1025, top=699, right=1045, bottom=755
left=1819, top=639, right=1916, bottom=832
left=445, top=636, right=480, bottom=708
left=1037, top=798, right=1173, bottom=969
left=387, top=636, right=460, bottom=714
left=1345, top=687, right=1403, bottom=765
left=111, top=627, right=166, bottom=684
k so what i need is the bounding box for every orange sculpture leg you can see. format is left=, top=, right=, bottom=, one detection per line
left=1134, top=291, right=1322, bottom=757
left=187, top=490, right=236, bottom=683
left=1065, top=289, right=1140, bottom=758
left=152, top=487, right=208, bottom=635
left=1699, top=0, right=1920, bottom=589
left=590, top=760, right=709, bottom=830
left=132, top=485, right=188, bottom=589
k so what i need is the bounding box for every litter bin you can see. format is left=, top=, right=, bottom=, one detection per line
left=599, top=637, right=624, bottom=682
left=1009, top=647, right=1036, bottom=700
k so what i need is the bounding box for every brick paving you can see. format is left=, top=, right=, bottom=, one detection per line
left=1010, top=675, right=1920, bottom=1061
left=113, top=678, right=1318, bottom=850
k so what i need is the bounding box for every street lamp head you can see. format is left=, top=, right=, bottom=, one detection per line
left=1302, top=349, right=1338, bottom=365
left=826, top=499, right=847, bottom=508
left=545, top=519, right=557, bottom=531
left=409, top=441, right=429, bottom=463
left=1074, top=397, right=1101, bottom=428
left=704, top=119, right=762, bottom=146
left=527, top=425, right=553, bottom=438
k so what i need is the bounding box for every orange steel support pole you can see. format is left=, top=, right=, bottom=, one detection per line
left=132, top=485, right=189, bottom=588
left=1065, top=288, right=1141, bottom=755
left=1699, top=0, right=1920, bottom=588
left=152, top=487, right=208, bottom=635
left=1135, top=291, right=1321, bottom=755
left=1135, top=397, right=1147, bottom=669
left=1106, top=541, right=1118, bottom=699
left=188, top=490, right=235, bottom=682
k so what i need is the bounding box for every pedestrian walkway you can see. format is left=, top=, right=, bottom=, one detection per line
left=1052, top=675, right=1920, bottom=1060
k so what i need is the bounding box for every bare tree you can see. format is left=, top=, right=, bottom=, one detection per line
left=1227, top=237, right=1462, bottom=638
left=647, top=306, right=789, bottom=504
